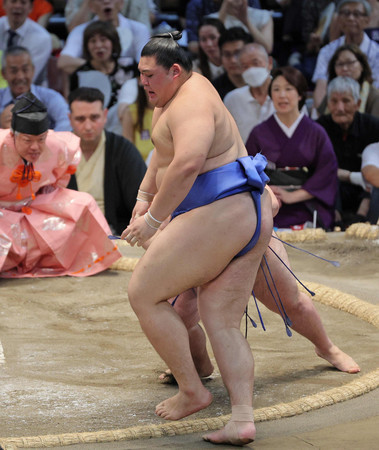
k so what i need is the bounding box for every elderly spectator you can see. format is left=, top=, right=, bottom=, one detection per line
left=312, top=0, right=379, bottom=109
left=361, top=142, right=379, bottom=223
left=317, top=76, right=379, bottom=228
left=0, top=46, right=70, bottom=131
left=185, top=0, right=261, bottom=54
left=224, top=42, right=274, bottom=142
left=246, top=66, right=338, bottom=230
left=58, top=0, right=150, bottom=75
left=212, top=26, right=253, bottom=99
left=67, top=87, right=146, bottom=235
left=192, top=17, right=226, bottom=81
left=0, top=0, right=52, bottom=85
left=0, top=92, right=121, bottom=277
left=317, top=44, right=379, bottom=118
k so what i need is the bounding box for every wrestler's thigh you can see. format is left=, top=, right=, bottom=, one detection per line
left=198, top=191, right=273, bottom=327
left=128, top=193, right=258, bottom=304
left=254, top=232, right=299, bottom=311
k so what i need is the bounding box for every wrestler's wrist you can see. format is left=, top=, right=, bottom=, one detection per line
left=136, top=189, right=155, bottom=202
left=144, top=209, right=163, bottom=230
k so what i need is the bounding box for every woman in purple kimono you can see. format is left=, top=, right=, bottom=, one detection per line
left=246, top=66, right=338, bottom=230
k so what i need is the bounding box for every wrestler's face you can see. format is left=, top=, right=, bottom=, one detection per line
left=2, top=53, right=34, bottom=98
left=3, top=0, right=32, bottom=29
left=139, top=56, right=179, bottom=108
left=328, top=91, right=360, bottom=130
left=13, top=131, right=48, bottom=163
left=69, top=100, right=108, bottom=144
left=270, top=75, right=301, bottom=115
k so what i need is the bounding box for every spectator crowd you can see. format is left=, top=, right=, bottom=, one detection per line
left=1, top=0, right=378, bottom=277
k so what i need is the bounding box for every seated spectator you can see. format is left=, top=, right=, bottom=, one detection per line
left=70, top=20, right=138, bottom=134
left=212, top=26, right=253, bottom=99
left=224, top=42, right=274, bottom=142
left=246, top=66, right=338, bottom=230
left=317, top=44, right=379, bottom=118
left=58, top=0, right=150, bottom=75
left=208, top=0, right=273, bottom=54
left=289, top=0, right=338, bottom=84
left=361, top=141, right=379, bottom=223
left=0, top=0, right=52, bottom=85
left=0, top=46, right=71, bottom=131
left=185, top=0, right=261, bottom=54
left=67, top=87, right=146, bottom=235
left=312, top=0, right=379, bottom=109
left=65, top=0, right=154, bottom=33
left=0, top=0, right=53, bottom=28
left=317, top=76, right=379, bottom=228
left=121, top=82, right=153, bottom=161
left=0, top=92, right=121, bottom=277
left=192, top=17, right=226, bottom=81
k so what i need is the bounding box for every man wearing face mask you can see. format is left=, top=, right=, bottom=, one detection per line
left=224, top=42, right=275, bottom=143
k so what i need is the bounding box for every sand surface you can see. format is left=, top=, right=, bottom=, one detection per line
left=0, top=232, right=378, bottom=439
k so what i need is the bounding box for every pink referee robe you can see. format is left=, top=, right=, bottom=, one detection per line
left=0, top=129, right=121, bottom=278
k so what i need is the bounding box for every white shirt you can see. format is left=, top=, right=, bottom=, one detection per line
left=224, top=85, right=275, bottom=143
left=61, top=14, right=150, bottom=63
left=0, top=17, right=52, bottom=85
left=362, top=142, right=379, bottom=169
left=207, top=7, right=271, bottom=31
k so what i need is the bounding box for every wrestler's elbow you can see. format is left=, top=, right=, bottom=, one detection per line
left=172, top=154, right=206, bottom=178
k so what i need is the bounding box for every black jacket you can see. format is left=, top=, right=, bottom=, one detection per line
left=68, top=130, right=146, bottom=235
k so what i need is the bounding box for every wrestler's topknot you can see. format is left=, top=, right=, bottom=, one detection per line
left=141, top=30, right=192, bottom=72
left=154, top=30, right=182, bottom=41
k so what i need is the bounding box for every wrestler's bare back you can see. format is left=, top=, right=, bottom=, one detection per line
left=151, top=72, right=247, bottom=188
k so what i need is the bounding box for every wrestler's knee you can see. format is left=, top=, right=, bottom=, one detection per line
left=127, top=276, right=146, bottom=314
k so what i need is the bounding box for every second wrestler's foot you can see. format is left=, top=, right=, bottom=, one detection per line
left=315, top=345, right=360, bottom=373
left=203, top=420, right=256, bottom=446
left=155, top=387, right=212, bottom=420
left=159, top=360, right=214, bottom=384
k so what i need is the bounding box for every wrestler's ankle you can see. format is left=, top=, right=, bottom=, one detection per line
left=230, top=404, right=254, bottom=422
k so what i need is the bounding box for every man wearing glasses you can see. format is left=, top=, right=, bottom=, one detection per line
left=312, top=0, right=379, bottom=108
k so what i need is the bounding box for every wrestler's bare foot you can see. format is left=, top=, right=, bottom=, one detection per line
left=203, top=421, right=256, bottom=446
left=159, top=358, right=214, bottom=383
left=316, top=345, right=360, bottom=373
left=155, top=388, right=212, bottom=420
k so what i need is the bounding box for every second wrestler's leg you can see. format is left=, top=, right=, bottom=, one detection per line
left=160, top=290, right=214, bottom=382
left=255, top=233, right=360, bottom=373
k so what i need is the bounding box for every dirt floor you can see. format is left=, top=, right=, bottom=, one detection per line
left=0, top=232, right=378, bottom=442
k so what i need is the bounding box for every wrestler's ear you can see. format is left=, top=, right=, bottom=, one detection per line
left=170, top=63, right=182, bottom=79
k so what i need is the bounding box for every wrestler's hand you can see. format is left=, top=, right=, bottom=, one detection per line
left=121, top=214, right=157, bottom=247
left=130, top=200, right=150, bottom=224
